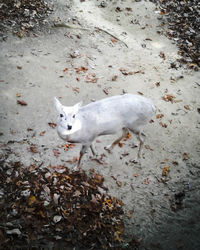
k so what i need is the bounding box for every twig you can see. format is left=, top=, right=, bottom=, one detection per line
left=94, top=27, right=128, bottom=48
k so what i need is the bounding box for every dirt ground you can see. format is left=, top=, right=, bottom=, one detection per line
left=0, top=0, right=200, bottom=249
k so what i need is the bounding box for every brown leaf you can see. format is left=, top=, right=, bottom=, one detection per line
left=156, top=114, right=164, bottom=119
left=162, top=94, right=176, bottom=103
left=112, top=75, right=118, bottom=81
left=119, top=68, right=132, bottom=75
left=159, top=122, right=167, bottom=128
left=27, top=128, right=33, bottom=131
left=134, top=70, right=144, bottom=74
left=40, top=131, right=46, bottom=136
left=75, top=66, right=88, bottom=73
left=17, top=66, right=22, bottom=70
left=145, top=145, right=154, bottom=151
left=48, top=122, right=57, bottom=128
left=30, top=146, right=38, bottom=153
left=137, top=91, right=144, bottom=95
left=28, top=195, right=36, bottom=206
left=53, top=149, right=60, bottom=157
left=93, top=174, right=104, bottom=184
left=63, top=67, right=69, bottom=73
left=16, top=93, right=22, bottom=97
left=17, top=100, right=27, bottom=106
left=85, top=73, right=97, bottom=83
left=111, top=175, right=117, bottom=181
left=162, top=165, right=170, bottom=176
left=116, top=180, right=122, bottom=187
left=182, top=152, right=189, bottom=161
left=159, top=51, right=166, bottom=60
left=61, top=143, right=76, bottom=151
left=155, top=82, right=160, bottom=87
left=111, top=38, right=117, bottom=43
left=103, top=88, right=109, bottom=95
left=184, top=105, right=191, bottom=110
left=17, top=32, right=23, bottom=38
left=72, top=87, right=80, bottom=93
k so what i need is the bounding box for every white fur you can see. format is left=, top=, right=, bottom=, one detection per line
left=54, top=94, right=156, bottom=170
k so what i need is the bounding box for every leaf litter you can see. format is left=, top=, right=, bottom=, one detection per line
left=151, top=0, right=200, bottom=69
left=0, top=161, right=137, bottom=249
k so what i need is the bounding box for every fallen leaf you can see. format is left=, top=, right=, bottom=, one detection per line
left=111, top=37, right=117, bottom=43
left=17, top=32, right=23, bottom=38
left=145, top=145, right=154, bottom=151
left=111, top=175, right=117, bottom=181
left=73, top=190, right=81, bottom=197
left=62, top=143, right=76, bottom=151
left=40, top=131, right=46, bottom=136
left=17, top=66, right=22, bottom=70
left=162, top=165, right=170, bottom=176
left=156, top=114, right=164, bottom=119
left=72, top=87, right=80, bottom=93
left=160, top=158, right=168, bottom=163
left=48, top=122, right=57, bottom=128
left=103, top=88, right=109, bottom=95
left=63, top=67, right=69, bottom=73
left=159, top=51, right=166, bottom=60
left=159, top=122, right=167, bottom=128
left=27, top=128, right=33, bottom=131
left=119, top=68, right=133, bottom=75
left=116, top=181, right=122, bottom=187
left=30, top=146, right=38, bottom=153
left=53, top=149, right=60, bottom=157
left=93, top=174, right=104, bottom=184
left=75, top=66, right=88, bottom=73
left=17, top=100, right=27, bottom=106
left=155, top=82, right=160, bottom=87
left=16, top=93, right=22, bottom=97
left=85, top=73, right=97, bottom=83
left=162, top=94, right=176, bottom=103
left=137, top=91, right=144, bottom=95
left=134, top=70, right=144, bottom=74
left=182, top=152, right=189, bottom=161
left=28, top=195, right=36, bottom=206
left=112, top=75, right=118, bottom=81
left=184, top=105, right=191, bottom=110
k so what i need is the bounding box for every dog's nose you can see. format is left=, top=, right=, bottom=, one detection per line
left=68, top=125, right=72, bottom=130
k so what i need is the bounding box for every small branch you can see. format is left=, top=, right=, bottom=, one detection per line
left=94, top=27, right=128, bottom=48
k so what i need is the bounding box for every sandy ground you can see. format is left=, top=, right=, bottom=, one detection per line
left=0, top=0, right=200, bottom=249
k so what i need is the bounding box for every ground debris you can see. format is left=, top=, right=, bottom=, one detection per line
left=0, top=0, right=53, bottom=36
left=151, top=0, right=200, bottom=69
left=0, top=161, right=133, bottom=249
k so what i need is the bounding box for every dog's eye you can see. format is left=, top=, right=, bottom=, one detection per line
left=73, top=114, right=75, bottom=118
left=60, top=114, right=64, bottom=118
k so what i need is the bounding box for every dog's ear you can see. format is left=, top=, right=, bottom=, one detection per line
left=54, top=97, right=63, bottom=113
left=73, top=101, right=83, bottom=113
